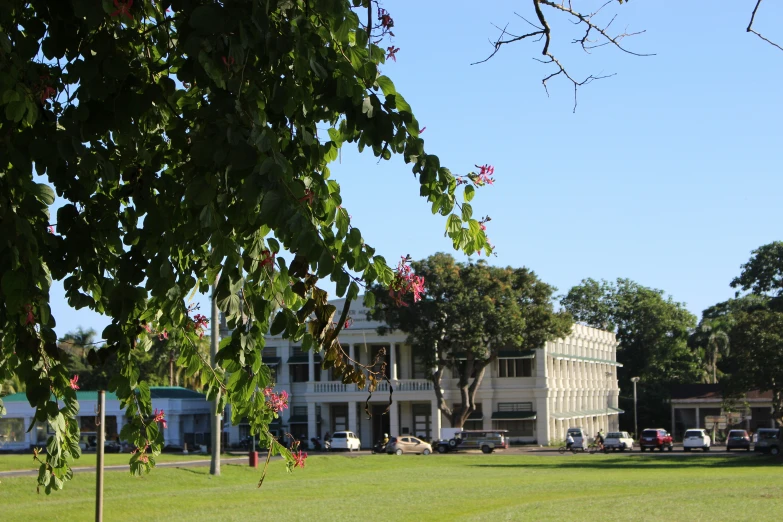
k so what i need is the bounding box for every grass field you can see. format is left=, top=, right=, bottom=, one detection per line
left=1, top=453, right=781, bottom=521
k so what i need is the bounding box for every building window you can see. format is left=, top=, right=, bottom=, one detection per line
left=497, top=402, right=533, bottom=412
left=497, top=358, right=532, bottom=378
left=263, top=347, right=277, bottom=358
left=290, top=364, right=308, bottom=382
left=411, top=351, right=428, bottom=379
left=494, top=420, right=535, bottom=437
left=454, top=403, right=483, bottom=431
left=0, top=418, right=25, bottom=443
left=331, top=405, right=348, bottom=433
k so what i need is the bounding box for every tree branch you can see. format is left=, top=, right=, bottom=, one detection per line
left=747, top=0, right=783, bottom=52
left=473, top=0, right=652, bottom=111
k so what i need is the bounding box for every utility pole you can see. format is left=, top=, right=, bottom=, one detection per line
left=631, top=377, right=640, bottom=439
left=95, top=390, right=105, bottom=522
left=210, top=282, right=221, bottom=476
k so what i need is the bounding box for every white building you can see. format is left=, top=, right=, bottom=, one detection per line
left=224, top=299, right=621, bottom=448
left=0, top=387, right=212, bottom=452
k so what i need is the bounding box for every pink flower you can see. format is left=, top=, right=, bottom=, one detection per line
left=221, top=56, right=235, bottom=70
left=260, top=250, right=276, bottom=269
left=110, top=0, right=133, bottom=20
left=344, top=318, right=353, bottom=329
left=264, top=388, right=289, bottom=413
left=153, top=408, right=167, bottom=429
left=388, top=257, right=426, bottom=307
left=24, top=304, right=35, bottom=325
left=299, top=189, right=315, bottom=206
left=386, top=46, right=400, bottom=62
left=292, top=449, right=307, bottom=468
left=480, top=223, right=486, bottom=231
left=158, top=329, right=168, bottom=341
left=144, top=323, right=152, bottom=333
left=419, top=127, right=426, bottom=134
left=476, top=164, right=495, bottom=185
left=69, top=375, right=80, bottom=390
left=192, top=314, right=209, bottom=338
left=378, top=8, right=394, bottom=29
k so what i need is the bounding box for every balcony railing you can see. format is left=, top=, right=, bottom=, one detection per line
left=310, top=379, right=433, bottom=394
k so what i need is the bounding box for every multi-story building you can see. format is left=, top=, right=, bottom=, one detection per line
left=223, top=298, right=622, bottom=448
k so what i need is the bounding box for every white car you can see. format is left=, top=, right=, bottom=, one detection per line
left=604, top=431, right=634, bottom=452
left=683, top=429, right=711, bottom=451
left=328, top=431, right=361, bottom=451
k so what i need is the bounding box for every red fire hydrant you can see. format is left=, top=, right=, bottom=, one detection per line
left=249, top=450, right=258, bottom=468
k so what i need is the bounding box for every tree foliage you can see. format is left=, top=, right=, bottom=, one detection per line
left=561, top=278, right=699, bottom=429
left=371, top=253, right=572, bottom=428
left=0, top=0, right=492, bottom=491
left=719, top=242, right=783, bottom=425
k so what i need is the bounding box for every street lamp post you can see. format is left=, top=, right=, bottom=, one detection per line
left=631, top=377, right=640, bottom=439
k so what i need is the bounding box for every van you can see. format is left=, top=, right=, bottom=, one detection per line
left=566, top=427, right=586, bottom=449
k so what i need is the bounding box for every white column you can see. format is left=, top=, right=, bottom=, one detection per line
left=432, top=398, right=442, bottom=440
left=280, top=345, right=290, bottom=386
left=535, top=391, right=550, bottom=445
left=348, top=401, right=357, bottom=433
left=307, top=401, right=317, bottom=441
left=24, top=417, right=33, bottom=446
left=167, top=414, right=181, bottom=446
left=390, top=400, right=400, bottom=437
left=116, top=414, right=125, bottom=442
left=482, top=398, right=493, bottom=431
left=308, top=349, right=315, bottom=382
left=695, top=406, right=700, bottom=429
left=348, top=343, right=355, bottom=365
left=390, top=343, right=398, bottom=381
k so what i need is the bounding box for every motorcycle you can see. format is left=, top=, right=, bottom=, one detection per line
left=310, top=437, right=323, bottom=451
left=371, top=440, right=388, bottom=454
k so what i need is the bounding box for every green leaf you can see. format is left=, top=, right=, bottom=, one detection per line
left=461, top=203, right=473, bottom=221
left=270, top=311, right=287, bottom=336
left=375, top=76, right=396, bottom=96
left=33, top=183, right=55, bottom=206
left=464, top=185, right=475, bottom=202
left=355, top=28, right=369, bottom=49
left=446, top=214, right=462, bottom=235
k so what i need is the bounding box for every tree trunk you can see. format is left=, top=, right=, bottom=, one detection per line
left=169, top=350, right=175, bottom=387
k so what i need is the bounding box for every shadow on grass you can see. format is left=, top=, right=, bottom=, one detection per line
left=471, top=455, right=782, bottom=470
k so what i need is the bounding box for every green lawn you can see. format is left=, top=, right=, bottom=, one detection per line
left=0, top=453, right=781, bottom=521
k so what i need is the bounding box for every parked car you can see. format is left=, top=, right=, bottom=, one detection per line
left=436, top=430, right=509, bottom=454
left=754, top=428, right=781, bottom=455
left=726, top=429, right=751, bottom=452
left=603, top=431, right=634, bottom=452
left=639, top=429, right=673, bottom=452
left=387, top=436, right=432, bottom=455
left=328, top=431, right=361, bottom=452
left=682, top=429, right=711, bottom=452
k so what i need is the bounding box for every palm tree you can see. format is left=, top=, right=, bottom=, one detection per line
left=690, top=319, right=731, bottom=384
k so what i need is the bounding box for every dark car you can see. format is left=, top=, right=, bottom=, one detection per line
left=639, top=428, right=673, bottom=452
left=726, top=429, right=751, bottom=451
left=754, top=428, right=781, bottom=455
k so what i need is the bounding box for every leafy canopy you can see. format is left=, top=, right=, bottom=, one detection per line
left=0, top=0, right=491, bottom=491
left=372, top=253, right=572, bottom=428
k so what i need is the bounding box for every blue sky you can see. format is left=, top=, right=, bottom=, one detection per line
left=49, top=0, right=783, bottom=338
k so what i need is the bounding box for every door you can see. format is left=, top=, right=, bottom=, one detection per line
left=371, top=404, right=391, bottom=442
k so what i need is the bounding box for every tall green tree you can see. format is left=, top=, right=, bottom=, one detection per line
left=688, top=318, right=731, bottom=384
left=371, top=253, right=572, bottom=428
left=561, top=278, right=699, bottom=429
left=721, top=242, right=783, bottom=425
left=0, top=0, right=493, bottom=491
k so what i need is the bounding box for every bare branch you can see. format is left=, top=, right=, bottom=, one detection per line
left=747, top=0, right=783, bottom=52
left=473, top=0, right=651, bottom=111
